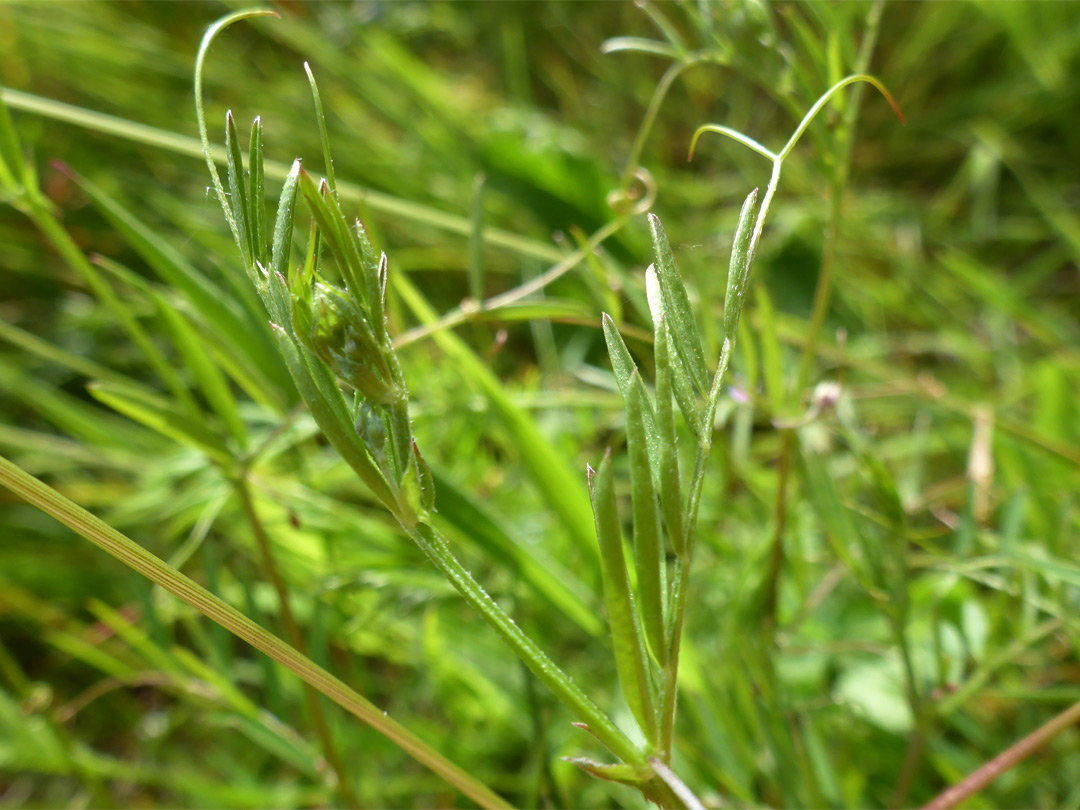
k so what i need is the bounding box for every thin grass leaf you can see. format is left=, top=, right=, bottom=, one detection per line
left=152, top=295, right=248, bottom=449
left=648, top=214, right=708, bottom=392
left=723, top=188, right=759, bottom=340
left=303, top=62, right=337, bottom=203
left=653, top=317, right=685, bottom=557
left=588, top=451, right=658, bottom=744
left=627, top=369, right=667, bottom=667
left=754, top=283, right=786, bottom=415
left=88, top=381, right=234, bottom=469
left=646, top=266, right=703, bottom=436
left=0, top=452, right=512, bottom=810
left=63, top=166, right=291, bottom=402
left=602, top=312, right=660, bottom=476
left=469, top=172, right=485, bottom=301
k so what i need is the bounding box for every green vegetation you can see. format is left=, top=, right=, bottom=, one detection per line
left=2, top=2, right=1080, bottom=807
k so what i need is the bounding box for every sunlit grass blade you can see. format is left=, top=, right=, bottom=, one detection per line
left=723, top=188, right=758, bottom=340
left=648, top=214, right=708, bottom=392
left=62, top=166, right=290, bottom=401
left=653, top=317, right=685, bottom=557
left=627, top=369, right=667, bottom=667
left=0, top=453, right=513, bottom=810
left=588, top=451, right=658, bottom=744
left=88, top=381, right=234, bottom=470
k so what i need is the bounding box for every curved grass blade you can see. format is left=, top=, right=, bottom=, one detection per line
left=0, top=453, right=513, bottom=810
left=648, top=214, right=708, bottom=392
left=588, top=451, right=658, bottom=744
left=627, top=369, right=667, bottom=667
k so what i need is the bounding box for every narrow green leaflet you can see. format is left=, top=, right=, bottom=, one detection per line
left=602, top=312, right=660, bottom=477
left=653, top=317, right=685, bottom=557
left=646, top=266, right=702, bottom=436
left=589, top=452, right=658, bottom=744
left=723, top=188, right=759, bottom=340
left=225, top=110, right=253, bottom=266
left=249, top=117, right=268, bottom=268
left=648, top=214, right=708, bottom=392
left=627, top=369, right=667, bottom=666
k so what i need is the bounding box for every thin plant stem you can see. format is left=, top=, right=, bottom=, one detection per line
left=0, top=453, right=514, bottom=810
left=235, top=477, right=358, bottom=809
left=395, top=216, right=627, bottom=349
left=794, top=1, right=888, bottom=394
left=659, top=337, right=733, bottom=760
left=407, top=522, right=646, bottom=768
left=920, top=698, right=1080, bottom=810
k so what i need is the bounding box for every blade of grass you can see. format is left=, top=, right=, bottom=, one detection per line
left=0, top=452, right=513, bottom=810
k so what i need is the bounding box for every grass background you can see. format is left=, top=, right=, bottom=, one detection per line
left=2, top=1, right=1080, bottom=807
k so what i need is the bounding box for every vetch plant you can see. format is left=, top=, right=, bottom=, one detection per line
left=189, top=8, right=905, bottom=806
left=0, top=7, right=920, bottom=808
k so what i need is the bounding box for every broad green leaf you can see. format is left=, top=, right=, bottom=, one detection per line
left=648, top=214, right=708, bottom=392
left=653, top=318, right=685, bottom=557
left=627, top=369, right=667, bottom=666
left=588, top=451, right=657, bottom=743
left=723, top=188, right=758, bottom=340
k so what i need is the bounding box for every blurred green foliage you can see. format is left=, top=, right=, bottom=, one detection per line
left=1, top=1, right=1080, bottom=807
